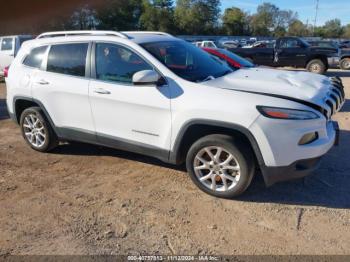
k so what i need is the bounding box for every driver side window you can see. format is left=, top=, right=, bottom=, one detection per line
left=95, top=43, right=153, bottom=84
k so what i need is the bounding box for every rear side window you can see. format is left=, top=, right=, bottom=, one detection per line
left=1, top=38, right=13, bottom=51
left=47, top=43, right=88, bottom=77
left=23, top=46, right=47, bottom=69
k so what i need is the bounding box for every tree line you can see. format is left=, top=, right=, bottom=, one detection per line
left=33, top=0, right=350, bottom=38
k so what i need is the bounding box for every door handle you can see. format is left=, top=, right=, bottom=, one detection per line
left=37, top=79, right=50, bottom=85
left=94, top=88, right=111, bottom=95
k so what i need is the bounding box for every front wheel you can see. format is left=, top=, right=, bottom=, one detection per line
left=186, top=135, right=255, bottom=198
left=340, top=58, right=350, bottom=70
left=306, top=59, right=326, bottom=74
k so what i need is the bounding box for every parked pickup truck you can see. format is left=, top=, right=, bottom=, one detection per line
left=230, top=37, right=339, bottom=74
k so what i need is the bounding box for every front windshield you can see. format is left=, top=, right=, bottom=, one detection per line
left=218, top=49, right=254, bottom=68
left=141, top=40, right=232, bottom=82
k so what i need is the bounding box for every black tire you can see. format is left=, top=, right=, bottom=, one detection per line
left=306, top=59, right=326, bottom=74
left=20, top=107, right=58, bottom=152
left=186, top=134, right=255, bottom=198
left=340, top=58, right=350, bottom=70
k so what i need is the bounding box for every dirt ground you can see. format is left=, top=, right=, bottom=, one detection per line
left=0, top=69, right=349, bottom=256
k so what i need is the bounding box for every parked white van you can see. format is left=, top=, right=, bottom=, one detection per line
left=0, top=35, right=33, bottom=76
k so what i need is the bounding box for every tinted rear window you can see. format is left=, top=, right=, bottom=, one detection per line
left=23, top=46, right=47, bottom=69
left=47, top=43, right=88, bottom=77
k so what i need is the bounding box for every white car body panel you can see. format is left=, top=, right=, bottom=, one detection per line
left=203, top=67, right=333, bottom=106
left=89, top=79, right=172, bottom=149
left=31, top=70, right=94, bottom=132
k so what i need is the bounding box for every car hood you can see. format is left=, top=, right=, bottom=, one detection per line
left=202, top=67, right=332, bottom=107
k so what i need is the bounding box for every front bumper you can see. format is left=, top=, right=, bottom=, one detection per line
left=327, top=56, right=340, bottom=67
left=258, top=120, right=339, bottom=186
left=261, top=157, right=322, bottom=186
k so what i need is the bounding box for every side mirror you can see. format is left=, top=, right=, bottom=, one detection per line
left=132, top=70, right=161, bottom=85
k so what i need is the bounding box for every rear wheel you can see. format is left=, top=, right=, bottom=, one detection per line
left=340, top=58, right=350, bottom=70
left=186, top=134, right=255, bottom=198
left=306, top=59, right=326, bottom=74
left=20, top=107, right=58, bottom=152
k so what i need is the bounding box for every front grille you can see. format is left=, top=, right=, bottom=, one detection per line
left=326, top=100, right=334, bottom=116
left=330, top=94, right=339, bottom=109
left=320, top=77, right=345, bottom=119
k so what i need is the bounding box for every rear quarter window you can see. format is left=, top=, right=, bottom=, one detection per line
left=47, top=43, right=89, bottom=77
left=23, top=46, right=48, bottom=69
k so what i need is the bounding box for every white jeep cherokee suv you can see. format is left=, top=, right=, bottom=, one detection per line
left=5, top=31, right=344, bottom=198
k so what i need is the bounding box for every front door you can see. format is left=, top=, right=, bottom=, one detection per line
left=275, top=38, right=306, bottom=67
left=88, top=42, right=172, bottom=155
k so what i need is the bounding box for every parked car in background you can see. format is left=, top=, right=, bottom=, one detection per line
left=194, top=40, right=218, bottom=48
left=231, top=37, right=339, bottom=74
left=0, top=35, right=33, bottom=77
left=6, top=30, right=344, bottom=198
left=202, top=47, right=255, bottom=69
left=221, top=40, right=241, bottom=49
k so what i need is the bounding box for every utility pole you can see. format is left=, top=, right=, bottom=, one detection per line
left=313, top=0, right=319, bottom=35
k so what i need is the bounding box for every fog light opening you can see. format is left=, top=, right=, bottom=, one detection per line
left=298, top=132, right=319, bottom=145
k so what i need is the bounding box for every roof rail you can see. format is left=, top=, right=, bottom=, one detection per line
left=122, top=31, right=173, bottom=37
left=36, top=31, right=128, bottom=39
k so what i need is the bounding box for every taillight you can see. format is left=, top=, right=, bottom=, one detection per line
left=4, top=66, right=9, bottom=78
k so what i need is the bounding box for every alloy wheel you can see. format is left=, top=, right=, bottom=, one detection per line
left=310, top=63, right=320, bottom=73
left=193, top=146, right=241, bottom=192
left=22, top=113, right=46, bottom=148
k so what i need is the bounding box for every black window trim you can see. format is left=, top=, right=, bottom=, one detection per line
left=90, top=41, right=168, bottom=87
left=44, top=41, right=92, bottom=79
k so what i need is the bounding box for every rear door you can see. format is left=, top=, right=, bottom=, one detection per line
left=31, top=42, right=95, bottom=139
left=0, top=37, right=15, bottom=72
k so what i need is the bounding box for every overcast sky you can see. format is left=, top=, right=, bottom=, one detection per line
left=221, top=0, right=350, bottom=26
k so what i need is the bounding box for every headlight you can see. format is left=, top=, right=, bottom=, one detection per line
left=257, top=106, right=320, bottom=120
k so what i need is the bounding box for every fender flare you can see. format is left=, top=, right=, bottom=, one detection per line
left=169, top=119, right=265, bottom=167
left=13, top=96, right=61, bottom=136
